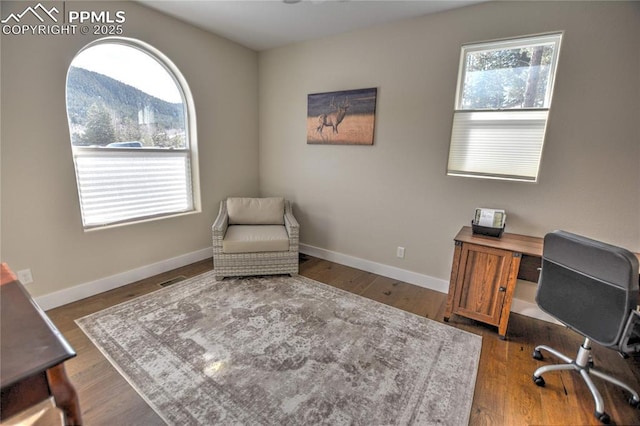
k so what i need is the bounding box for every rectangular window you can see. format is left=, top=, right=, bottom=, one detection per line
left=447, top=33, right=562, bottom=182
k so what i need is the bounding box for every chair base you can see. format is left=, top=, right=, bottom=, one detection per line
left=212, top=250, right=299, bottom=280
left=214, top=272, right=298, bottom=281
left=532, top=338, right=640, bottom=424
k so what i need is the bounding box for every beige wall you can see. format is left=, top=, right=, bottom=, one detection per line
left=259, top=1, right=640, bottom=284
left=1, top=1, right=259, bottom=297
left=2, top=1, right=638, bottom=304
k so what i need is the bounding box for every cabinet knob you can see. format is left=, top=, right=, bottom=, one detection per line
left=499, top=286, right=507, bottom=292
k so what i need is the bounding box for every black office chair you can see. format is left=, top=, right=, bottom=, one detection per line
left=532, top=230, right=640, bottom=424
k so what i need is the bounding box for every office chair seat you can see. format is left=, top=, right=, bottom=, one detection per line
left=532, top=230, right=640, bottom=424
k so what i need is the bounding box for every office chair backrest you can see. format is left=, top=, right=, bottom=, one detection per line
left=536, top=231, right=639, bottom=349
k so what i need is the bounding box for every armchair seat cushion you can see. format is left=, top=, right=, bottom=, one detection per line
left=222, top=225, right=290, bottom=254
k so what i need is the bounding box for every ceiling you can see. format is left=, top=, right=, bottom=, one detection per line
left=137, top=0, right=486, bottom=51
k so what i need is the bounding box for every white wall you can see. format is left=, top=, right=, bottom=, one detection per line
left=259, top=1, right=640, bottom=294
left=0, top=1, right=259, bottom=298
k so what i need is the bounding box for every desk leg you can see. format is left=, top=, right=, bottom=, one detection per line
left=47, top=364, right=82, bottom=425
left=444, top=241, right=463, bottom=322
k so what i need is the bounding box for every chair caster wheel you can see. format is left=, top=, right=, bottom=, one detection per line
left=532, top=349, right=543, bottom=360
left=595, top=411, right=610, bottom=424
left=533, top=375, right=545, bottom=387
left=628, top=396, right=640, bottom=408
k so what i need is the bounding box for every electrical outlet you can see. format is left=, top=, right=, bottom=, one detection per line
left=17, top=269, right=33, bottom=285
left=396, top=247, right=405, bottom=258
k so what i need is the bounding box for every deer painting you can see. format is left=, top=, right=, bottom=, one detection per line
left=307, top=88, right=376, bottom=145
left=316, top=97, right=350, bottom=134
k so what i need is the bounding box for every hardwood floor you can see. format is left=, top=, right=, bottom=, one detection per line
left=46, top=255, right=640, bottom=425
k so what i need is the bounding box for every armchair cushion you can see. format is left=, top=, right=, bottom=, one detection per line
left=227, top=197, right=284, bottom=225
left=222, top=225, right=290, bottom=254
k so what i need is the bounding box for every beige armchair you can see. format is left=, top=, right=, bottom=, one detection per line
left=212, top=197, right=299, bottom=280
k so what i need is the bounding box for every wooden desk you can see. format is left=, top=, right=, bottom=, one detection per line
left=443, top=227, right=640, bottom=339
left=0, top=264, right=82, bottom=425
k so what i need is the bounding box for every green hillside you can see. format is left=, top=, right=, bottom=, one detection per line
left=66, top=66, right=185, bottom=147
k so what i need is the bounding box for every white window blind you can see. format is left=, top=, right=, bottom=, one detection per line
left=448, top=110, right=548, bottom=181
left=74, top=149, right=193, bottom=228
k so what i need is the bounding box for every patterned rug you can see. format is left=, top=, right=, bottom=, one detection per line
left=76, top=272, right=482, bottom=425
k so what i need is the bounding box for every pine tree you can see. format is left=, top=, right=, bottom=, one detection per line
left=78, top=103, right=116, bottom=146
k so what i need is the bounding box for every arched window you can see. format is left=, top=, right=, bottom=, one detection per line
left=66, top=37, right=199, bottom=229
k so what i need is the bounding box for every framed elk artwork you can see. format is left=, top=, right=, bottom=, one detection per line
left=307, top=87, right=377, bottom=145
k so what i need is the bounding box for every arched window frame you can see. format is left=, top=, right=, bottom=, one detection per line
left=66, top=36, right=200, bottom=230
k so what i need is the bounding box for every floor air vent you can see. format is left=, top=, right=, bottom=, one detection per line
left=158, top=276, right=186, bottom=288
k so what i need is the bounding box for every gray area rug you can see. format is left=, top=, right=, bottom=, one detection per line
left=76, top=272, right=482, bottom=425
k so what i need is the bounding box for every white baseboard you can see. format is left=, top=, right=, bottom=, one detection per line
left=300, top=243, right=557, bottom=324
left=36, top=247, right=212, bottom=311
left=300, top=243, right=450, bottom=293
left=510, top=298, right=562, bottom=325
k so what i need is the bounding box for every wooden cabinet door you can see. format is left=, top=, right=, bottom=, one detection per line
left=453, top=243, right=515, bottom=327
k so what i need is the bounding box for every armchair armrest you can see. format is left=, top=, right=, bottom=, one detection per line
left=212, top=201, right=229, bottom=248
left=284, top=201, right=299, bottom=252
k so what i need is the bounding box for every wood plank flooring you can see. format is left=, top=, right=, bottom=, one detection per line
left=45, top=255, right=640, bottom=425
